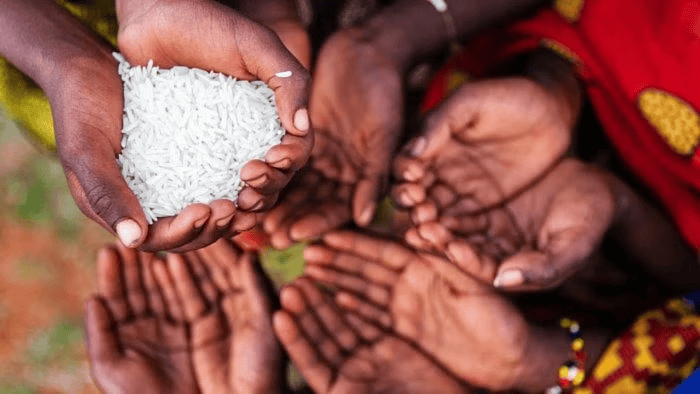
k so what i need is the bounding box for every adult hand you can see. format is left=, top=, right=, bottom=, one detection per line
left=85, top=244, right=197, bottom=394
left=274, top=277, right=469, bottom=394
left=303, top=231, right=536, bottom=391
left=75, top=0, right=311, bottom=251
left=167, top=239, right=284, bottom=394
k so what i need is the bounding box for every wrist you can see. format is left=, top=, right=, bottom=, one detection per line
left=526, top=50, right=583, bottom=129
left=358, top=0, right=452, bottom=70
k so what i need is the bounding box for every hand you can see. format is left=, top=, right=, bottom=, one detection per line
left=86, top=0, right=312, bottom=251
left=85, top=244, right=198, bottom=394
left=303, top=231, right=534, bottom=391
left=400, top=155, right=616, bottom=291
left=274, top=277, right=470, bottom=394
left=309, top=27, right=404, bottom=227
left=166, top=239, right=284, bottom=394
left=262, top=163, right=353, bottom=249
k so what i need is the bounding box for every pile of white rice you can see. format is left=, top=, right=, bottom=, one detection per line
left=114, top=53, right=285, bottom=223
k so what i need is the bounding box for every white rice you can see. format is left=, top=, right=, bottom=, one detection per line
left=114, top=53, right=285, bottom=223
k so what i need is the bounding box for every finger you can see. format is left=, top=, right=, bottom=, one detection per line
left=416, top=222, right=453, bottom=250
left=265, top=133, right=313, bottom=172
left=239, top=252, right=272, bottom=316
left=352, top=175, right=383, bottom=227
left=344, top=313, right=383, bottom=343
left=116, top=243, right=148, bottom=317
left=440, top=213, right=489, bottom=235
left=273, top=311, right=332, bottom=394
left=240, top=160, right=292, bottom=195
left=62, top=157, right=147, bottom=249
left=84, top=296, right=121, bottom=362
left=392, top=155, right=426, bottom=183
left=152, top=258, right=185, bottom=322
left=405, top=227, right=434, bottom=251
left=96, top=246, right=129, bottom=321
left=391, top=182, right=427, bottom=208
left=294, top=278, right=359, bottom=351
left=237, top=186, right=277, bottom=212
left=141, top=203, right=212, bottom=252
left=168, top=254, right=209, bottom=320
left=305, top=265, right=391, bottom=308
left=410, top=201, right=439, bottom=225
left=280, top=285, right=343, bottom=366
left=287, top=200, right=352, bottom=241
left=228, top=211, right=258, bottom=234
left=262, top=182, right=313, bottom=234
left=184, top=251, right=219, bottom=303
left=406, top=106, right=453, bottom=159
left=169, top=200, right=237, bottom=253
left=445, top=241, right=498, bottom=284
left=335, top=291, right=392, bottom=329
left=304, top=246, right=400, bottom=289
left=323, top=231, right=416, bottom=270
left=196, top=237, right=241, bottom=272
left=141, top=253, right=166, bottom=317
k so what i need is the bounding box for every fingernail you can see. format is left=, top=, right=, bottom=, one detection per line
left=358, top=205, right=374, bottom=226
left=194, top=216, right=209, bottom=229
left=116, top=219, right=142, bottom=247
left=401, top=191, right=415, bottom=206
left=215, top=212, right=236, bottom=228
left=294, top=108, right=309, bottom=133
left=250, top=200, right=265, bottom=211
left=410, top=137, right=426, bottom=156
left=269, top=158, right=292, bottom=169
left=246, top=174, right=268, bottom=188
left=493, top=270, right=524, bottom=288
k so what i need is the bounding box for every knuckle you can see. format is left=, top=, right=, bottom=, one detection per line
left=84, top=183, right=117, bottom=223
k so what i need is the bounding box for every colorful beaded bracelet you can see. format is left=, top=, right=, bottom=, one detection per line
left=546, top=318, right=586, bottom=394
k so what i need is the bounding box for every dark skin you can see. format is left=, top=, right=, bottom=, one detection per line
left=302, top=231, right=612, bottom=392
left=274, top=277, right=470, bottom=394
left=263, top=0, right=550, bottom=246
left=393, top=52, right=700, bottom=292
left=172, top=240, right=284, bottom=394
left=85, top=244, right=198, bottom=394
left=0, top=0, right=311, bottom=253
left=86, top=239, right=286, bottom=394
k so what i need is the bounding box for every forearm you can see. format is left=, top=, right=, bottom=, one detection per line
left=359, top=0, right=549, bottom=70
left=514, top=324, right=612, bottom=392
left=0, top=0, right=113, bottom=93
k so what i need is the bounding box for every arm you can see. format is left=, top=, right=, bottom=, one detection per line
left=361, top=0, right=550, bottom=71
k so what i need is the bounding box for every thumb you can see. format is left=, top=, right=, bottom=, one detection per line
left=84, top=296, right=121, bottom=362
left=236, top=22, right=311, bottom=137
left=352, top=174, right=385, bottom=227
left=63, top=154, right=148, bottom=248
left=406, top=109, right=452, bottom=159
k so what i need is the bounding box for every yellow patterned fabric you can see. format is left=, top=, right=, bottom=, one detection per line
left=637, top=89, right=700, bottom=156
left=554, top=0, right=585, bottom=23
left=0, top=0, right=118, bottom=154
left=574, top=299, right=700, bottom=394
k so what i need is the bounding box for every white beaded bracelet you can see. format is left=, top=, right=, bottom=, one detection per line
left=425, top=0, right=461, bottom=53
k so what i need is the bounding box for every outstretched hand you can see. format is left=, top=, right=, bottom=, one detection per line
left=303, top=231, right=533, bottom=392
left=392, top=78, right=617, bottom=290
left=274, top=277, right=469, bottom=394
left=85, top=244, right=197, bottom=394
left=167, top=239, right=284, bottom=394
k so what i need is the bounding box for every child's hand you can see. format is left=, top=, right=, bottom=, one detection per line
left=302, top=231, right=533, bottom=391
left=168, top=239, right=284, bottom=394
left=85, top=244, right=197, bottom=394
left=308, top=27, right=405, bottom=227
left=262, top=166, right=353, bottom=249
left=397, top=156, right=616, bottom=291
left=274, top=277, right=469, bottom=394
